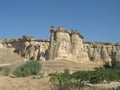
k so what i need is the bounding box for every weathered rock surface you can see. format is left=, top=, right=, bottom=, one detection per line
left=1, top=36, right=49, bottom=61
left=47, top=26, right=89, bottom=62
left=0, top=26, right=120, bottom=66
left=46, top=26, right=120, bottom=65
left=84, top=42, right=120, bottom=65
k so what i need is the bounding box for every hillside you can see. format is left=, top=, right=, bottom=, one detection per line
left=0, top=47, right=24, bottom=66
left=42, top=59, right=103, bottom=73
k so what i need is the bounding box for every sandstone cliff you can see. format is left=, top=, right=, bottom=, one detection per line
left=47, top=26, right=89, bottom=62
left=1, top=36, right=49, bottom=61
left=0, top=26, right=120, bottom=66
left=84, top=42, right=120, bottom=65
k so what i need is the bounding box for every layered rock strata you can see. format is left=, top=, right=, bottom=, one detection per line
left=0, top=26, right=120, bottom=66
left=84, top=42, right=120, bottom=65
left=1, top=36, right=49, bottom=61
left=47, top=26, right=89, bottom=62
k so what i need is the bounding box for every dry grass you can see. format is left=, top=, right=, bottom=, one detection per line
left=0, top=48, right=24, bottom=65
left=42, top=59, right=103, bottom=73
left=0, top=75, right=51, bottom=90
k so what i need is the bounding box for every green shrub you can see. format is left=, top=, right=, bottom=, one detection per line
left=13, top=66, right=24, bottom=77
left=2, top=67, right=11, bottom=76
left=0, top=67, right=11, bottom=76
left=113, top=62, right=120, bottom=69
left=89, top=75, right=102, bottom=84
left=13, top=60, right=41, bottom=77
left=49, top=63, right=120, bottom=89
left=49, top=71, right=85, bottom=90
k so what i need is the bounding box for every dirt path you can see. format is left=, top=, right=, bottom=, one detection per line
left=88, top=82, right=120, bottom=90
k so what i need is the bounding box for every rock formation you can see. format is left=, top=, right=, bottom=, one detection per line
left=1, top=36, right=49, bottom=61
left=0, top=26, right=120, bottom=66
left=47, top=26, right=89, bottom=62
left=84, top=42, right=120, bottom=65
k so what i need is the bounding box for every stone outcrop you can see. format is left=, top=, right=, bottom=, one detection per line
left=84, top=42, right=120, bottom=65
left=47, top=26, right=120, bottom=65
left=47, top=26, right=89, bottom=62
left=0, top=26, right=120, bottom=66
left=1, top=36, right=49, bottom=61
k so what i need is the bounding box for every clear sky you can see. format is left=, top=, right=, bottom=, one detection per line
left=0, top=0, right=120, bottom=42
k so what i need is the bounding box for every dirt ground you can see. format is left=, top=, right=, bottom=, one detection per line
left=0, top=75, right=51, bottom=90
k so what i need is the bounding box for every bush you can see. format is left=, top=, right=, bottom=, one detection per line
left=113, top=62, right=120, bottom=69
left=3, top=67, right=11, bottom=76
left=49, top=71, right=85, bottom=90
left=13, top=60, right=41, bottom=77
left=89, top=75, right=102, bottom=84
left=0, top=67, right=11, bottom=76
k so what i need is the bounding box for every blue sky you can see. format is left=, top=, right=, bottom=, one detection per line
left=0, top=0, right=120, bottom=42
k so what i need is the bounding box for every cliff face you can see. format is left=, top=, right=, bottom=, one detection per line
left=47, top=26, right=120, bottom=65
left=47, top=26, right=89, bottom=62
left=84, top=42, right=120, bottom=65
left=0, top=26, right=120, bottom=66
left=1, top=36, right=49, bottom=61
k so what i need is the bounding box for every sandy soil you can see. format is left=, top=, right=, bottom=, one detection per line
left=0, top=75, right=51, bottom=90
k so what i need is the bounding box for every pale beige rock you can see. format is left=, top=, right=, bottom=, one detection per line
left=47, top=26, right=89, bottom=62
left=0, top=26, right=120, bottom=66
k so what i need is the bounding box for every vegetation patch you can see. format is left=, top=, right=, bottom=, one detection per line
left=0, top=66, right=11, bottom=76
left=49, top=63, right=120, bottom=90
left=13, top=60, right=41, bottom=77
